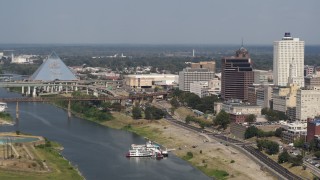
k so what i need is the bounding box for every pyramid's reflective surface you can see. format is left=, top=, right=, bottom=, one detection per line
left=30, top=52, right=77, bottom=81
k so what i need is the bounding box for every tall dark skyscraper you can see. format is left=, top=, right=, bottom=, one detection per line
left=221, top=47, right=254, bottom=101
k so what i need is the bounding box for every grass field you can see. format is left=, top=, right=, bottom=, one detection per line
left=0, top=142, right=83, bottom=180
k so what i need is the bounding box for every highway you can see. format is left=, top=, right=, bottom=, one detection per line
left=164, top=113, right=303, bottom=180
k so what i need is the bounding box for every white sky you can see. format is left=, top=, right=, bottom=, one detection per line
left=0, top=0, right=319, bottom=44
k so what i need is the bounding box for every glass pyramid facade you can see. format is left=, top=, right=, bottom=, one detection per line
left=30, top=52, right=77, bottom=81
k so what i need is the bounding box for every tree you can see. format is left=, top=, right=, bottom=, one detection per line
left=289, top=155, right=303, bottom=166
left=245, top=114, right=256, bottom=123
left=275, top=128, right=283, bottom=137
left=111, top=102, right=122, bottom=112
left=144, top=106, right=165, bottom=120
left=185, top=93, right=201, bottom=109
left=314, top=151, right=320, bottom=159
left=213, top=110, right=230, bottom=129
left=278, top=151, right=290, bottom=163
left=132, top=106, right=142, bottom=119
left=244, top=126, right=259, bottom=139
left=170, top=97, right=180, bottom=109
left=293, top=138, right=304, bottom=148
left=256, top=139, right=279, bottom=155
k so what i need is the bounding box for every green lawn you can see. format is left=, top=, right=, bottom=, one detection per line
left=0, top=144, right=83, bottom=180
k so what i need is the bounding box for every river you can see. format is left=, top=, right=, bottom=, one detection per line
left=0, top=88, right=209, bottom=180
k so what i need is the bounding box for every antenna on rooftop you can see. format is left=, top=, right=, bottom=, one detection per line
left=241, top=38, right=244, bottom=47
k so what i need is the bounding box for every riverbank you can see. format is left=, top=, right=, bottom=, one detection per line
left=102, top=112, right=275, bottom=180
left=0, top=112, right=14, bottom=125
left=0, top=132, right=84, bottom=180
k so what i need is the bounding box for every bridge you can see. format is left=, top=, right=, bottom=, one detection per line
left=0, top=91, right=169, bottom=119
left=0, top=91, right=168, bottom=102
left=0, top=80, right=119, bottom=97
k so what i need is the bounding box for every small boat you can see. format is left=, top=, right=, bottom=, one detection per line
left=161, top=150, right=169, bottom=157
left=126, top=149, right=152, bottom=158
left=127, top=141, right=168, bottom=159
left=0, top=102, right=8, bottom=112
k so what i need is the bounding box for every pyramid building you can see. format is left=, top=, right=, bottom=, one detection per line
left=30, top=52, right=78, bottom=81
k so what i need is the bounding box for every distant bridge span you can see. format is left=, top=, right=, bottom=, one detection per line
left=0, top=92, right=169, bottom=103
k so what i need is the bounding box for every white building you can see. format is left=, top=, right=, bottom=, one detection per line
left=253, top=69, right=273, bottom=84
left=296, top=89, right=320, bottom=122
left=220, top=100, right=261, bottom=116
left=11, top=55, right=35, bottom=64
left=208, top=78, right=221, bottom=95
left=281, top=121, right=307, bottom=143
left=190, top=81, right=209, bottom=98
left=179, top=68, right=215, bottom=91
left=124, top=74, right=178, bottom=89
left=273, top=32, right=304, bottom=87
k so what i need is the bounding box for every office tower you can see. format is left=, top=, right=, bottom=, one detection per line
left=221, top=47, right=254, bottom=101
left=273, top=32, right=304, bottom=87
left=179, top=68, right=215, bottom=91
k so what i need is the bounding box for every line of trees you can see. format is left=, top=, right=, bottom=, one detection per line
left=261, top=108, right=288, bottom=121
left=132, top=105, right=165, bottom=120
left=256, top=139, right=279, bottom=155
left=54, top=92, right=114, bottom=122
left=244, top=126, right=283, bottom=139
left=185, top=115, right=213, bottom=129
left=171, top=89, right=218, bottom=114
left=278, top=151, right=303, bottom=166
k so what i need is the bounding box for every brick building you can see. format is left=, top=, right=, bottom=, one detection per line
left=307, top=119, right=320, bottom=142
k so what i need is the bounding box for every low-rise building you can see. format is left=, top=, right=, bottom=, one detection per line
left=296, top=89, right=320, bottom=122
left=281, top=122, right=307, bottom=143
left=221, top=99, right=261, bottom=116
left=229, top=113, right=248, bottom=124
left=305, top=75, right=320, bottom=90
left=190, top=81, right=209, bottom=98
left=124, top=74, right=178, bottom=89
left=307, top=119, right=320, bottom=142
left=207, top=78, right=221, bottom=96
left=253, top=69, right=273, bottom=84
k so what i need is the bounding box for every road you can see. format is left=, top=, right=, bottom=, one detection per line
left=163, top=111, right=303, bottom=180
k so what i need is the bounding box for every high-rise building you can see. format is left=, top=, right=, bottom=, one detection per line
left=273, top=32, right=304, bottom=87
left=178, top=68, right=215, bottom=91
left=221, top=47, right=254, bottom=101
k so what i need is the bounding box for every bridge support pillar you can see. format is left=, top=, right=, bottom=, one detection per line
left=152, top=96, right=156, bottom=103
left=27, top=86, right=31, bottom=96
left=16, top=102, right=19, bottom=120
left=65, top=83, right=68, bottom=94
left=86, top=87, right=89, bottom=95
left=32, top=87, right=37, bottom=97
left=68, top=100, right=71, bottom=118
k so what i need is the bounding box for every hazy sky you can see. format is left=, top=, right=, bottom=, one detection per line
left=0, top=0, right=319, bottom=45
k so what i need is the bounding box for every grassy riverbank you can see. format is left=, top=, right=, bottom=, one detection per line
left=0, top=112, right=12, bottom=122
left=102, top=112, right=274, bottom=180
left=0, top=134, right=83, bottom=180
